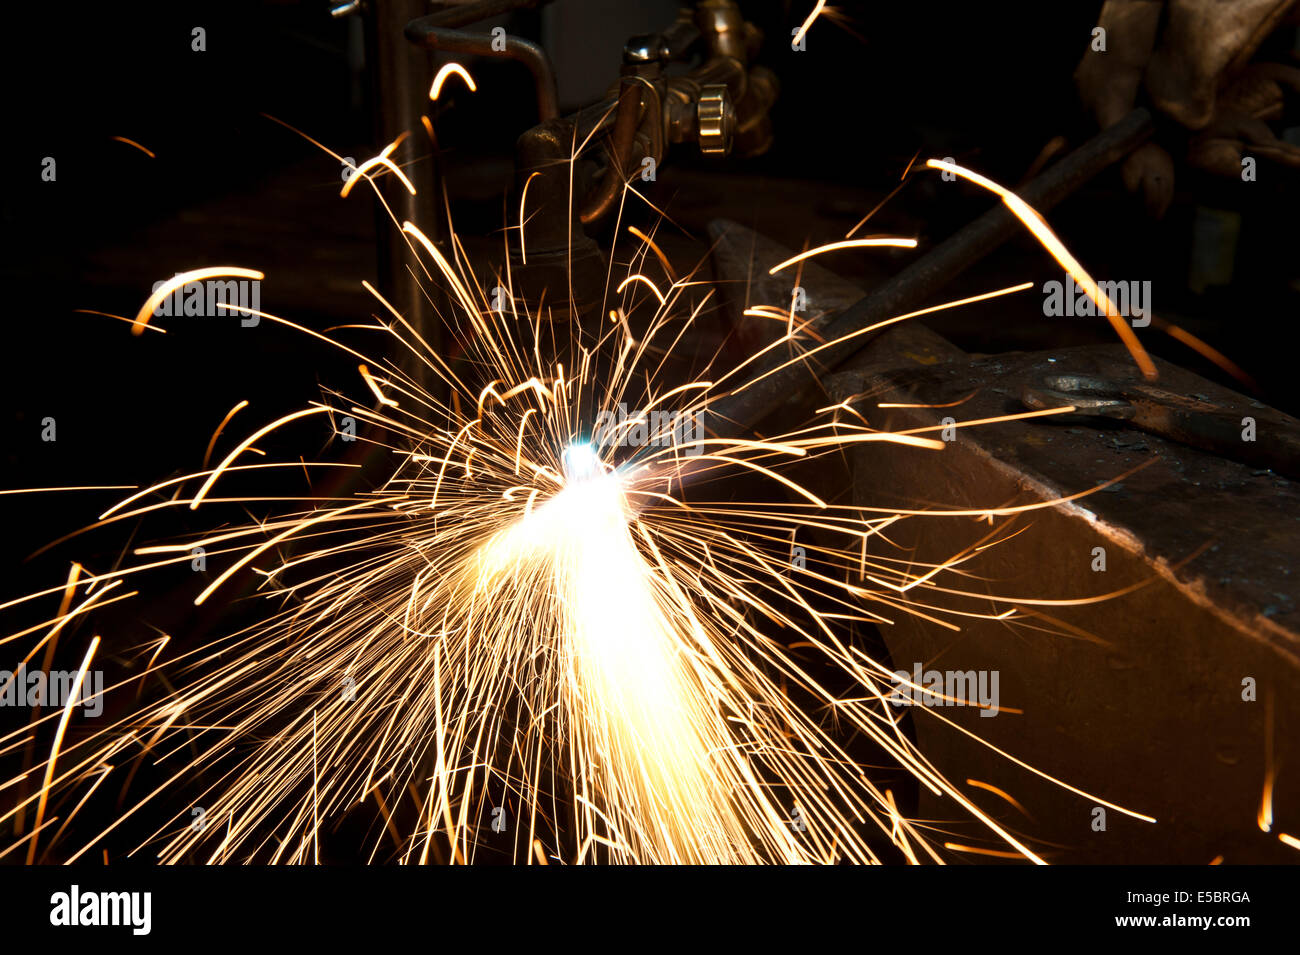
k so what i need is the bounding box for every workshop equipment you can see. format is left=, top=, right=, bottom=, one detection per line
left=404, top=0, right=778, bottom=319
left=709, top=219, right=1300, bottom=862
left=1022, top=370, right=1300, bottom=480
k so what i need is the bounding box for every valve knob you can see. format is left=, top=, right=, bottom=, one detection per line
left=697, top=85, right=735, bottom=157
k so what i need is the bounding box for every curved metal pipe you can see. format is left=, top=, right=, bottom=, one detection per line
left=419, top=0, right=553, bottom=29
left=404, top=20, right=560, bottom=122
left=578, top=79, right=644, bottom=225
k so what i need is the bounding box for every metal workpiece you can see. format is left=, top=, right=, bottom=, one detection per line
left=705, top=218, right=1300, bottom=862
left=826, top=343, right=1300, bottom=863
left=834, top=344, right=1300, bottom=648
left=1022, top=371, right=1300, bottom=480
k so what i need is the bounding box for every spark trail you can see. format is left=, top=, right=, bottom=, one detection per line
left=1, top=84, right=1170, bottom=865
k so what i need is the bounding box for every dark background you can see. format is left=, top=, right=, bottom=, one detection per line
left=1, top=0, right=1298, bottom=862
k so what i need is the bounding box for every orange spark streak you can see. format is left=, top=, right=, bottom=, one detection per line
left=131, top=268, right=265, bottom=336
left=359, top=364, right=400, bottom=407
left=926, top=158, right=1156, bottom=379
left=627, top=226, right=678, bottom=282
left=429, top=62, right=477, bottom=100
left=26, top=636, right=100, bottom=864
left=943, top=842, right=1031, bottom=860
left=792, top=1, right=827, bottom=47
left=966, top=778, right=1033, bottom=818
left=615, top=274, right=667, bottom=306
left=203, top=401, right=250, bottom=471
left=768, top=238, right=918, bottom=274
left=0, top=486, right=135, bottom=495
left=340, top=137, right=416, bottom=199
left=189, top=408, right=332, bottom=510
left=1258, top=694, right=1274, bottom=832
left=518, top=171, right=541, bottom=264
left=110, top=136, right=155, bottom=158
left=73, top=308, right=166, bottom=333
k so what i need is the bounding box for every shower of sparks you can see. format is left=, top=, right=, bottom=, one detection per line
left=0, top=81, right=1192, bottom=865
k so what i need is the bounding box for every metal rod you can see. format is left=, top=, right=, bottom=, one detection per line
left=404, top=21, right=560, bottom=121
left=420, top=0, right=553, bottom=29
left=706, top=107, right=1155, bottom=434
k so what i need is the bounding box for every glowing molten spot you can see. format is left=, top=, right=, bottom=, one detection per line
left=470, top=454, right=796, bottom=862
left=560, top=442, right=601, bottom=483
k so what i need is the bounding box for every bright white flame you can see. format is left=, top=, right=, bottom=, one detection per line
left=561, top=442, right=601, bottom=483
left=470, top=456, right=795, bottom=862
